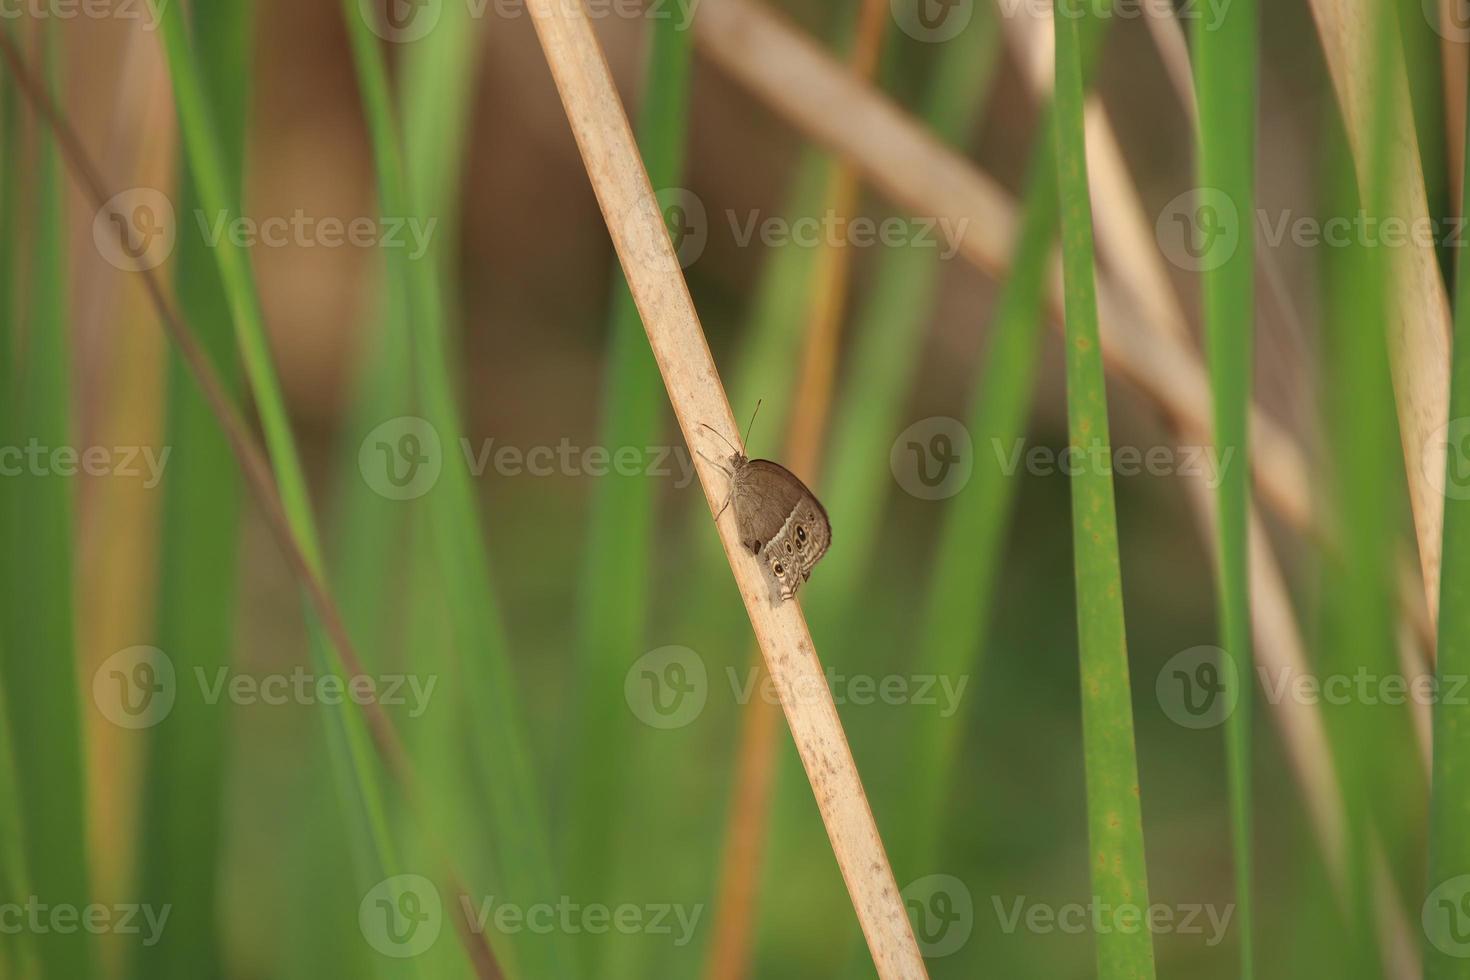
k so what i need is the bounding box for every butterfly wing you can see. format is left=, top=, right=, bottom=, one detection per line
left=791, top=497, right=831, bottom=579
left=731, top=459, right=809, bottom=554
left=728, top=458, right=831, bottom=600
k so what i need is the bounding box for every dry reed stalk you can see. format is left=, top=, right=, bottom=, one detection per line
left=523, top=1, right=926, bottom=975
left=703, top=2, right=891, bottom=977
left=1307, top=0, right=1452, bottom=627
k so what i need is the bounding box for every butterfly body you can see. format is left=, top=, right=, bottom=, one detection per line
left=722, top=453, right=831, bottom=600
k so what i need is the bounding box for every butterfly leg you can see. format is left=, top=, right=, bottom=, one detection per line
left=696, top=447, right=737, bottom=521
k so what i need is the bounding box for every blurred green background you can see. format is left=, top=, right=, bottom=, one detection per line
left=0, top=0, right=1462, bottom=977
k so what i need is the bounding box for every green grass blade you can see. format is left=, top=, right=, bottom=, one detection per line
left=1316, top=10, right=1421, bottom=971
left=149, top=0, right=320, bottom=565
left=147, top=1, right=411, bottom=965
left=130, top=3, right=250, bottom=977
left=1425, top=35, right=1470, bottom=980
left=338, top=11, right=568, bottom=977
left=892, top=18, right=1110, bottom=890
left=0, top=26, right=94, bottom=980
left=898, top=134, right=1055, bottom=882
left=812, top=11, right=1001, bottom=620
left=566, top=7, right=695, bottom=910
left=1194, top=1, right=1257, bottom=975
left=1053, top=4, right=1156, bottom=977
left=0, top=52, right=15, bottom=370
left=0, top=671, right=38, bottom=979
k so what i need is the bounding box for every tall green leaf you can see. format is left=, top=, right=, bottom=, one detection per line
left=0, top=25, right=94, bottom=980
left=565, top=4, right=695, bottom=911
left=338, top=7, right=568, bottom=976
left=147, top=0, right=408, bottom=967
left=1426, top=62, right=1470, bottom=980
left=132, top=3, right=250, bottom=977
left=1053, top=3, right=1156, bottom=977
left=1194, top=0, right=1258, bottom=974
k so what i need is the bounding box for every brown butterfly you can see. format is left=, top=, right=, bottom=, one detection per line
left=701, top=405, right=831, bottom=600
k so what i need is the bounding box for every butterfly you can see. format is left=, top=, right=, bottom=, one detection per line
left=700, top=404, right=831, bottom=601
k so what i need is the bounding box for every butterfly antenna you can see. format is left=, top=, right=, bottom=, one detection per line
left=740, top=400, right=762, bottom=453
left=698, top=422, right=739, bottom=455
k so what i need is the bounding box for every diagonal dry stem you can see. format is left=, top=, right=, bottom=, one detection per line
left=703, top=3, right=890, bottom=977
left=522, top=1, right=925, bottom=975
